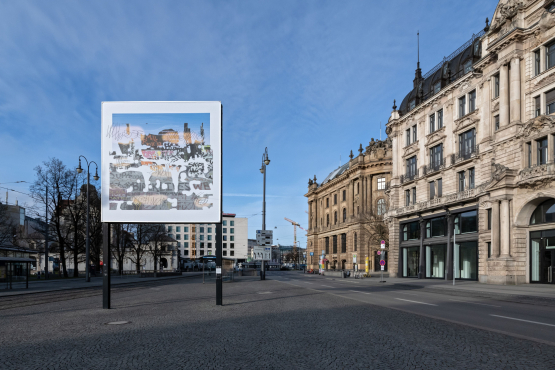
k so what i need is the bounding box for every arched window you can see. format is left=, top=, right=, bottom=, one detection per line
left=377, top=198, right=387, bottom=215
left=354, top=233, right=357, bottom=252
left=343, top=208, right=347, bottom=222
left=530, top=199, right=555, bottom=224
left=334, top=211, right=338, bottom=225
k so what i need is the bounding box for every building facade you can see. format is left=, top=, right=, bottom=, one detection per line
left=166, top=213, right=248, bottom=264
left=386, top=0, right=555, bottom=285
left=305, top=140, right=392, bottom=271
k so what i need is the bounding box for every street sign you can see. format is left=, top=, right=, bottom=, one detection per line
left=253, top=246, right=271, bottom=260
left=381, top=266, right=385, bottom=271
left=380, top=260, right=386, bottom=266
left=310, top=252, right=314, bottom=256
left=352, top=254, right=357, bottom=263
left=381, top=240, right=386, bottom=249
left=377, top=250, right=381, bottom=255
left=256, top=230, right=273, bottom=245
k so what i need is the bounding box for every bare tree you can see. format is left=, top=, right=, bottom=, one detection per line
left=357, top=210, right=389, bottom=271
left=146, top=224, right=170, bottom=272
left=112, top=224, right=133, bottom=275
left=30, top=158, right=81, bottom=277
left=0, top=203, right=16, bottom=246
left=128, top=224, right=154, bottom=273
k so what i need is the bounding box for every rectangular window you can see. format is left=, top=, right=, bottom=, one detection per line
left=230, top=236, right=234, bottom=241
left=200, top=242, right=204, bottom=248
left=426, top=217, right=446, bottom=238
left=208, top=242, right=212, bottom=248
left=230, top=251, right=234, bottom=257
left=487, top=209, right=492, bottom=230
left=230, top=221, right=234, bottom=226
left=223, top=251, right=227, bottom=256
left=223, top=235, right=227, bottom=241
left=184, top=227, right=189, bottom=232
left=168, top=226, right=172, bottom=232
left=412, top=187, right=416, bottom=205
left=406, top=156, right=417, bottom=177
left=200, top=235, right=204, bottom=241
left=377, top=177, right=385, bottom=190
left=342, top=190, right=346, bottom=201
left=459, top=129, right=476, bottom=157
left=459, top=95, right=466, bottom=117
left=458, top=171, right=466, bottom=192
left=437, top=178, right=442, bottom=197
left=468, top=168, right=475, bottom=189
left=176, top=234, right=181, bottom=240
left=535, top=50, right=541, bottom=76
left=535, top=96, right=541, bottom=117
left=334, top=194, right=337, bottom=205
left=223, top=228, right=227, bottom=233
left=325, top=237, right=329, bottom=254
left=223, top=220, right=227, bottom=226
left=429, top=181, right=435, bottom=199
left=230, top=243, right=234, bottom=249
left=200, top=227, right=204, bottom=233
left=455, top=211, right=478, bottom=234
left=326, top=198, right=329, bottom=208
left=430, top=144, right=443, bottom=169
left=184, top=234, right=189, bottom=240
left=409, top=100, right=416, bottom=110
left=434, top=81, right=441, bottom=94
left=547, top=41, right=555, bottom=70
left=437, top=109, right=443, bottom=129
left=547, top=89, right=555, bottom=114
left=429, top=113, right=435, bottom=133
left=528, top=142, right=532, bottom=168
left=537, top=137, right=548, bottom=165
left=402, top=221, right=420, bottom=241
left=405, top=189, right=410, bottom=206
left=184, top=242, right=189, bottom=248
left=464, top=60, right=472, bottom=74
left=487, top=242, right=492, bottom=258
left=230, top=228, right=234, bottom=234
left=494, top=74, right=500, bottom=97
left=207, top=235, right=212, bottom=241
left=332, top=235, right=337, bottom=254
left=208, top=227, right=212, bottom=233
left=469, top=90, right=476, bottom=112
left=176, top=226, right=181, bottom=232
left=494, top=115, right=499, bottom=131
left=406, top=129, right=411, bottom=146
left=412, top=125, right=417, bottom=143
left=223, top=243, right=227, bottom=248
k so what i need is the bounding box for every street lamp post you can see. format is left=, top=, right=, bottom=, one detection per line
left=260, top=147, right=270, bottom=280
left=76, top=156, right=99, bottom=282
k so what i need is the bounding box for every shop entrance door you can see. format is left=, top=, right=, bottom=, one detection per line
left=402, top=247, right=419, bottom=277
left=531, top=235, right=555, bottom=284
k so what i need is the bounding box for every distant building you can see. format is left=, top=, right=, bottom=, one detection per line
left=166, top=213, right=248, bottom=265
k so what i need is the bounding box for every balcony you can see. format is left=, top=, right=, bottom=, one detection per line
left=388, top=182, right=487, bottom=218
left=451, top=145, right=479, bottom=165
left=423, top=158, right=445, bottom=176
left=400, top=169, right=419, bottom=185
left=519, top=162, right=555, bottom=183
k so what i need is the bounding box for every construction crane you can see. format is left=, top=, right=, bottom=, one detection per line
left=284, top=217, right=306, bottom=250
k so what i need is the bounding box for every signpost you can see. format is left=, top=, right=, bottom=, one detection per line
left=381, top=240, right=386, bottom=249
left=253, top=246, right=271, bottom=261
left=256, top=230, right=273, bottom=246
left=379, top=259, right=386, bottom=283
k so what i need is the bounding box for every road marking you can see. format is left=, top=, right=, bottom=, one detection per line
left=449, top=299, right=501, bottom=308
left=321, top=285, right=333, bottom=288
left=349, top=290, right=372, bottom=295
left=258, top=291, right=272, bottom=295
left=395, top=298, right=437, bottom=306
left=490, top=315, right=555, bottom=327
left=395, top=291, right=419, bottom=296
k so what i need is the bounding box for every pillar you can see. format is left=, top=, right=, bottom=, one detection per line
left=509, top=57, right=521, bottom=123
left=446, top=214, right=453, bottom=281
left=419, top=219, right=426, bottom=279
left=481, top=78, right=491, bottom=140
left=499, top=63, right=509, bottom=128
left=500, top=200, right=511, bottom=257
left=491, top=201, right=500, bottom=257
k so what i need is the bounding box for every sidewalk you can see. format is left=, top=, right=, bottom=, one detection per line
left=0, top=272, right=203, bottom=297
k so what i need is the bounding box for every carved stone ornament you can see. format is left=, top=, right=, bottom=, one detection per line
left=454, top=114, right=479, bottom=133
left=519, top=177, right=555, bottom=190
left=533, top=71, right=555, bottom=90
left=540, top=8, right=555, bottom=33
left=492, top=100, right=500, bottom=112
left=532, top=28, right=542, bottom=48
left=426, top=130, right=446, bottom=148
left=520, top=115, right=555, bottom=137
left=366, top=137, right=392, bottom=154
left=402, top=142, right=419, bottom=158
left=491, top=0, right=525, bottom=32
left=491, top=162, right=509, bottom=182
left=479, top=201, right=492, bottom=209
left=385, top=125, right=393, bottom=135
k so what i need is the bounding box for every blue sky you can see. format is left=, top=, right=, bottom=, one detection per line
left=0, top=0, right=499, bottom=246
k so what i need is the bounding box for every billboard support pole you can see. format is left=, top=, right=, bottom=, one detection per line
left=103, top=222, right=111, bottom=309
left=215, top=104, right=223, bottom=306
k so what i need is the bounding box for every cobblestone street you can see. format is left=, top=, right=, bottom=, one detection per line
left=1, top=273, right=555, bottom=369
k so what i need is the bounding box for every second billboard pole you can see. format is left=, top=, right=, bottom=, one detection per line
left=216, top=104, right=223, bottom=305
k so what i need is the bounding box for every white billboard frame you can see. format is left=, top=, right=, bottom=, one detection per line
left=101, top=101, right=222, bottom=223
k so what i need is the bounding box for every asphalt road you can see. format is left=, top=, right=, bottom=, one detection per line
left=269, top=272, right=555, bottom=346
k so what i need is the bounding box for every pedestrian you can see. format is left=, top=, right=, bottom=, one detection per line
left=37, top=271, right=41, bottom=280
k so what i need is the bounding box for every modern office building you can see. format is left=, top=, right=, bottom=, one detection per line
left=166, top=213, right=248, bottom=264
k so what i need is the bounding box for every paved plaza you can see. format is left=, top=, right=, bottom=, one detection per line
left=1, top=272, right=555, bottom=369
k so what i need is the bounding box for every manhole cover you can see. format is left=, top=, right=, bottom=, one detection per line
left=106, top=321, right=131, bottom=325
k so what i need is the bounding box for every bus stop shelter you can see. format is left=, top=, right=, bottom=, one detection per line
left=0, top=257, right=33, bottom=290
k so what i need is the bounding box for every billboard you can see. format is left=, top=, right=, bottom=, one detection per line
left=101, top=101, right=222, bottom=223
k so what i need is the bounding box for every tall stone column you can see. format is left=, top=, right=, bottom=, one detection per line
left=480, top=78, right=491, bottom=141
left=500, top=199, right=511, bottom=257
left=491, top=201, right=500, bottom=257
left=509, top=57, right=521, bottom=123
left=499, top=63, right=509, bottom=128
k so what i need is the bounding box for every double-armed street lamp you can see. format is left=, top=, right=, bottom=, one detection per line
left=260, top=147, right=270, bottom=280
left=76, top=156, right=99, bottom=282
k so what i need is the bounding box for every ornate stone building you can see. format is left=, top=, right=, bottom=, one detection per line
left=386, top=0, right=555, bottom=285
left=305, top=139, right=392, bottom=271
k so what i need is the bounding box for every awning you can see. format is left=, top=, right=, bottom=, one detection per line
left=0, top=257, right=34, bottom=262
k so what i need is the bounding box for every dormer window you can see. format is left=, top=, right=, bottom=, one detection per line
left=548, top=3, right=555, bottom=12
left=409, top=100, right=416, bottom=110
left=463, top=60, right=472, bottom=74
left=434, top=81, right=441, bottom=94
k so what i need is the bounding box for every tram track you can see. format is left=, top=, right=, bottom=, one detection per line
left=0, top=275, right=202, bottom=310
